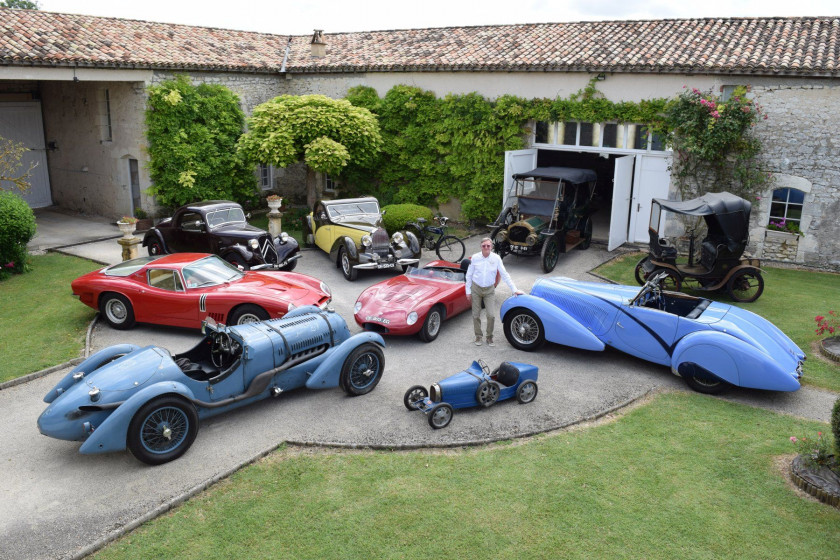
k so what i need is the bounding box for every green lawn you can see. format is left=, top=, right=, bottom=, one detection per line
left=595, top=253, right=840, bottom=392
left=94, top=392, right=839, bottom=559
left=0, top=253, right=99, bottom=383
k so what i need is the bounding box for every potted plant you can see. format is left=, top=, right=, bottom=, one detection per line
left=133, top=209, right=153, bottom=232
left=816, top=311, right=840, bottom=362
left=117, top=215, right=138, bottom=238
left=766, top=219, right=803, bottom=239
left=266, top=194, right=283, bottom=212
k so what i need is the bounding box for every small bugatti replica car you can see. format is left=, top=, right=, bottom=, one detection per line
left=500, top=272, right=804, bottom=394
left=403, top=360, right=539, bottom=429
left=71, top=254, right=331, bottom=329
left=143, top=200, right=300, bottom=271
left=305, top=197, right=421, bottom=281
left=354, top=260, right=471, bottom=342
left=37, top=307, right=385, bottom=465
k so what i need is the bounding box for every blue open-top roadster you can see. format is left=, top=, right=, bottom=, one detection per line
left=404, top=360, right=539, bottom=429
left=37, top=307, right=385, bottom=464
left=500, top=272, right=804, bottom=394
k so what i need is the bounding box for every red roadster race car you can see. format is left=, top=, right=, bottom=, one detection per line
left=71, top=254, right=331, bottom=330
left=353, top=260, right=471, bottom=342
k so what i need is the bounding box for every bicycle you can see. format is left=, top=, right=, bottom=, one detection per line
left=404, top=215, right=466, bottom=263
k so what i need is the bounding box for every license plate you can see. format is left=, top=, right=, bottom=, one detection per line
left=376, top=263, right=395, bottom=269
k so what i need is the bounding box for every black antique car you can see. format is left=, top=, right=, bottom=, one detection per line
left=305, top=197, right=421, bottom=281
left=491, top=167, right=597, bottom=272
left=635, top=192, right=764, bottom=302
left=142, top=201, right=300, bottom=271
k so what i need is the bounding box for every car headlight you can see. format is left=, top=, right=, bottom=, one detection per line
left=391, top=232, right=404, bottom=245
left=320, top=281, right=331, bottom=296
left=361, top=234, right=372, bottom=247
left=406, top=311, right=418, bottom=325
left=248, top=238, right=259, bottom=250
left=287, top=303, right=296, bottom=311
left=354, top=301, right=362, bottom=313
left=279, top=232, right=289, bottom=244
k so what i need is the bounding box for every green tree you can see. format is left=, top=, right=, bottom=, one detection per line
left=145, top=76, right=257, bottom=208
left=0, top=135, right=35, bottom=194
left=0, top=0, right=40, bottom=8
left=237, top=95, right=382, bottom=206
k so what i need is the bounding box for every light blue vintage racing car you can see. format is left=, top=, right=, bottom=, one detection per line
left=500, top=272, right=804, bottom=394
left=37, top=307, right=385, bottom=465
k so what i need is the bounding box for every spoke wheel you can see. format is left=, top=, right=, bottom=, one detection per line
left=403, top=385, right=428, bottom=410
left=653, top=268, right=682, bottom=292
left=101, top=293, right=136, bottom=330
left=577, top=217, right=593, bottom=250
left=540, top=235, right=560, bottom=273
left=428, top=403, right=453, bottom=429
left=475, top=381, right=501, bottom=407
left=340, top=248, right=358, bottom=281
left=127, top=396, right=198, bottom=465
left=516, top=381, right=538, bottom=404
left=418, top=306, right=443, bottom=342
left=340, top=343, right=384, bottom=395
left=726, top=269, right=764, bottom=303
left=503, top=308, right=545, bottom=351
left=436, top=235, right=465, bottom=262
left=634, top=256, right=650, bottom=285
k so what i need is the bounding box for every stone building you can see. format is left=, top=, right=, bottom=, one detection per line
left=1, top=9, right=838, bottom=268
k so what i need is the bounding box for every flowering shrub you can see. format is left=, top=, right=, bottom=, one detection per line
left=766, top=219, right=803, bottom=236
left=118, top=215, right=138, bottom=224
left=791, top=432, right=832, bottom=467
left=815, top=311, right=839, bottom=336
left=664, top=87, right=771, bottom=201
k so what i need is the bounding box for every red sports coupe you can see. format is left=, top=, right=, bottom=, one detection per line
left=353, top=260, right=471, bottom=342
left=72, top=254, right=331, bottom=330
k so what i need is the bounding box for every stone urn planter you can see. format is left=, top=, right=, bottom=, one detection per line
left=790, top=455, right=840, bottom=508
left=267, top=197, right=283, bottom=212
left=820, top=336, right=840, bottom=363
left=117, top=220, right=137, bottom=238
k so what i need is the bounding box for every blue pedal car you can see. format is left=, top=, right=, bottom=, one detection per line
left=403, top=360, right=539, bottom=429
left=37, top=306, right=385, bottom=465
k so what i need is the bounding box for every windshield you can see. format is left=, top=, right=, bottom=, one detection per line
left=327, top=201, right=380, bottom=219
left=515, top=178, right=562, bottom=200
left=649, top=201, right=662, bottom=233
left=206, top=207, right=247, bottom=228
left=405, top=266, right=464, bottom=283
left=182, top=255, right=244, bottom=288
left=104, top=256, right=164, bottom=277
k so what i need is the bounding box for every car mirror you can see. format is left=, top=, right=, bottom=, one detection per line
left=246, top=213, right=251, bottom=220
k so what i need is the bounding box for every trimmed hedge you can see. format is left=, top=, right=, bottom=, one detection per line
left=381, top=203, right=434, bottom=235
left=0, top=190, right=36, bottom=279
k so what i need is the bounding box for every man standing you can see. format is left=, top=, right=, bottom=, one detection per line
left=465, top=237, right=524, bottom=346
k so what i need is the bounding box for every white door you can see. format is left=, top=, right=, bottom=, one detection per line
left=0, top=102, right=52, bottom=207
left=608, top=155, right=635, bottom=251
left=629, top=155, right=671, bottom=242
left=503, top=149, right=537, bottom=208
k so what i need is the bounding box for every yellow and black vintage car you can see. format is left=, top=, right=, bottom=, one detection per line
left=490, top=167, right=597, bottom=273
left=306, top=197, right=421, bottom=281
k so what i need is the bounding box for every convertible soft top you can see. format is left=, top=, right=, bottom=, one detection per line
left=512, top=167, right=597, bottom=184
left=653, top=192, right=751, bottom=217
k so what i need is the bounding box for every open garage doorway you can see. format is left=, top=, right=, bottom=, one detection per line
left=504, top=148, right=671, bottom=250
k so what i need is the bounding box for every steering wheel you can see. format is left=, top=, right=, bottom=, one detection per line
left=210, top=331, right=232, bottom=369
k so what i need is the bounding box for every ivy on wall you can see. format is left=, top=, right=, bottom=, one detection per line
left=145, top=76, right=257, bottom=208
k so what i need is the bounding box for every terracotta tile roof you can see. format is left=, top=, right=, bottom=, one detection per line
left=1, top=9, right=838, bottom=76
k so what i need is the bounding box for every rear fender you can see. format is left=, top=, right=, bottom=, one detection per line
left=78, top=381, right=197, bottom=455
left=672, top=331, right=799, bottom=391
left=500, top=295, right=605, bottom=351
left=306, top=332, right=385, bottom=389
left=44, top=344, right=141, bottom=404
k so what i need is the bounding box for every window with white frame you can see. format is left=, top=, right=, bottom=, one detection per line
left=324, top=174, right=338, bottom=193
left=769, top=188, right=805, bottom=229
left=534, top=120, right=666, bottom=152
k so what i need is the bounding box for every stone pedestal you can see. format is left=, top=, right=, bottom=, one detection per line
left=268, top=211, right=283, bottom=238
left=118, top=236, right=141, bottom=261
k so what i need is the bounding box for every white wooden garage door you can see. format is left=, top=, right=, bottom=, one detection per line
left=0, top=102, right=52, bottom=208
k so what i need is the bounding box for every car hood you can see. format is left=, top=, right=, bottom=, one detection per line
left=330, top=215, right=380, bottom=232
left=360, top=276, right=457, bottom=311
left=212, top=223, right=267, bottom=238
left=224, top=272, right=322, bottom=302
left=711, top=305, right=805, bottom=364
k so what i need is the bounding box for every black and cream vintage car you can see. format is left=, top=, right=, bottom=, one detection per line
left=142, top=200, right=300, bottom=271
left=306, top=197, right=421, bottom=281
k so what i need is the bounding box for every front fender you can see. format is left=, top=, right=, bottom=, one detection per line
left=329, top=237, right=358, bottom=264
left=404, top=231, right=420, bottom=255
left=44, top=344, right=141, bottom=404
left=78, top=381, right=197, bottom=455
left=306, top=332, right=385, bottom=390
left=500, top=295, right=605, bottom=352
left=221, top=244, right=254, bottom=262
left=672, top=331, right=800, bottom=391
